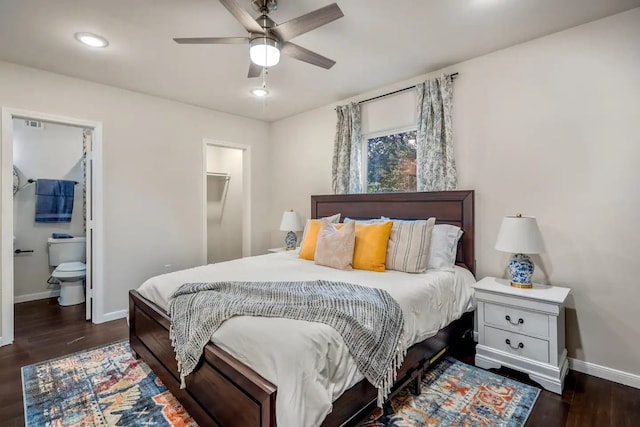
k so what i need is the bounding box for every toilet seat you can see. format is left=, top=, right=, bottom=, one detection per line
left=52, top=262, right=86, bottom=280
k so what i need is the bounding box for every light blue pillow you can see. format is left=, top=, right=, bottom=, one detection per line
left=343, top=217, right=388, bottom=224
left=428, top=224, right=463, bottom=270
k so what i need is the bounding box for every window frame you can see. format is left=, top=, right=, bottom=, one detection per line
left=361, top=125, right=418, bottom=193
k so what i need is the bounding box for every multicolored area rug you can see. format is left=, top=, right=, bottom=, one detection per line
left=359, top=356, right=540, bottom=427
left=22, top=342, right=539, bottom=427
left=21, top=341, right=195, bottom=426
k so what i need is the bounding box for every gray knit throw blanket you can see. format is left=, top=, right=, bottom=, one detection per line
left=168, top=280, right=406, bottom=406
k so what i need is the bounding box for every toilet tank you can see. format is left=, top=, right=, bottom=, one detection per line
left=48, top=237, right=86, bottom=266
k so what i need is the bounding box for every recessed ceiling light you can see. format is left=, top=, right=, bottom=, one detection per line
left=74, top=32, right=109, bottom=48
left=250, top=87, right=269, bottom=97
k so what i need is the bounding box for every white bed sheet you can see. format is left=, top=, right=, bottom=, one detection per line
left=137, top=251, right=475, bottom=427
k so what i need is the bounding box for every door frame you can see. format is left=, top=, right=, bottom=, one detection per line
left=1, top=108, right=105, bottom=346
left=202, top=139, right=251, bottom=264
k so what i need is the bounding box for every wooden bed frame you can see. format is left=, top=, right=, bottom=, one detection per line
left=129, top=190, right=475, bottom=427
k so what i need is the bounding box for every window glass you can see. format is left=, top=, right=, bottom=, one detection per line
left=366, top=130, right=417, bottom=193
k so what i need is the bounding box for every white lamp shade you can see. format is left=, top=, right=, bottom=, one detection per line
left=250, top=37, right=280, bottom=67
left=495, top=215, right=545, bottom=254
left=280, top=211, right=302, bottom=232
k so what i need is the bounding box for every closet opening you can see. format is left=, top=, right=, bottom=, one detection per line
left=202, top=140, right=251, bottom=264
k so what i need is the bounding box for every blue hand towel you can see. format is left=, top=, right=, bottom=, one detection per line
left=35, top=179, right=75, bottom=223
left=51, top=233, right=74, bottom=239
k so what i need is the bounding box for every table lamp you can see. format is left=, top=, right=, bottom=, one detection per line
left=280, top=210, right=303, bottom=250
left=494, top=214, right=545, bottom=288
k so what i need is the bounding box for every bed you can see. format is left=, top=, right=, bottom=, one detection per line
left=129, top=190, right=475, bottom=427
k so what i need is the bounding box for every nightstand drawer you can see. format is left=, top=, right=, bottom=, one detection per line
left=484, top=326, right=549, bottom=363
left=484, top=302, right=549, bottom=339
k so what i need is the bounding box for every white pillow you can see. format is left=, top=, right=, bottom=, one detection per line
left=427, top=224, right=463, bottom=270
left=299, top=213, right=341, bottom=248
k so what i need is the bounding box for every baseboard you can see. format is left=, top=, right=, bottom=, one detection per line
left=97, top=309, right=127, bottom=324
left=569, top=357, right=640, bottom=389
left=14, top=290, right=60, bottom=304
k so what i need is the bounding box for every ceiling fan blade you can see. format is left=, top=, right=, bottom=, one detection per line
left=248, top=62, right=262, bottom=78
left=219, top=0, right=265, bottom=34
left=173, top=37, right=248, bottom=44
left=281, top=42, right=336, bottom=69
left=272, top=3, right=343, bottom=41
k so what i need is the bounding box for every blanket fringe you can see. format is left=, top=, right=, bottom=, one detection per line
left=169, top=322, right=188, bottom=390
left=376, top=343, right=407, bottom=407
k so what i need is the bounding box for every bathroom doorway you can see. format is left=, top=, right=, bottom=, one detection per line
left=1, top=108, right=104, bottom=346
left=202, top=140, right=251, bottom=264
left=13, top=120, right=85, bottom=305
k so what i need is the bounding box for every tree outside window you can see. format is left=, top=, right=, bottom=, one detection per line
left=366, top=130, right=417, bottom=193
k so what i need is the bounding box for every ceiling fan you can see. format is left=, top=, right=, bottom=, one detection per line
left=174, top=0, right=344, bottom=78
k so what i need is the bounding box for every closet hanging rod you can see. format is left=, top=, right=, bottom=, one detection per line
left=207, top=172, right=231, bottom=181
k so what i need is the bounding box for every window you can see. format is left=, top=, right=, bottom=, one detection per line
left=364, top=130, right=417, bottom=193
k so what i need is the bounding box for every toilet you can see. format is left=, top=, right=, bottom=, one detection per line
left=47, top=237, right=86, bottom=306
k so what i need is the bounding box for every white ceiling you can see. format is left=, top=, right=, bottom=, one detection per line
left=0, top=0, right=638, bottom=122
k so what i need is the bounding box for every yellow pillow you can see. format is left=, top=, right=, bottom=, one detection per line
left=352, top=222, right=393, bottom=272
left=299, top=221, right=345, bottom=260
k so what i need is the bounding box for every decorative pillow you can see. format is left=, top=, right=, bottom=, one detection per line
left=386, top=217, right=436, bottom=273
left=427, top=224, right=463, bottom=270
left=343, top=217, right=388, bottom=224
left=352, top=221, right=393, bottom=272
left=299, top=220, right=323, bottom=260
left=299, top=213, right=341, bottom=252
left=315, top=220, right=355, bottom=270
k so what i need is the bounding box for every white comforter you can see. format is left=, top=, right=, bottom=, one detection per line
left=137, top=251, right=475, bottom=427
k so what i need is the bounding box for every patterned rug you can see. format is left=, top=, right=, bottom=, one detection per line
left=22, top=342, right=539, bottom=427
left=359, top=357, right=540, bottom=427
left=21, top=341, right=195, bottom=426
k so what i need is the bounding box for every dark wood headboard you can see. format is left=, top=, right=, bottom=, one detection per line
left=311, top=190, right=475, bottom=275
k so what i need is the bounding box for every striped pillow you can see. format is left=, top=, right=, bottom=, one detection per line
left=386, top=218, right=436, bottom=273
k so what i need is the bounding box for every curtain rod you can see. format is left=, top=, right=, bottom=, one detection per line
left=356, top=72, right=458, bottom=106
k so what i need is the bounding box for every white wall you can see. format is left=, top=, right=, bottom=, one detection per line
left=206, top=145, right=243, bottom=263
left=269, top=9, right=640, bottom=376
left=0, top=61, right=270, bottom=325
left=13, top=120, right=84, bottom=299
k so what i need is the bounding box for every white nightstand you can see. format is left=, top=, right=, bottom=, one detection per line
left=267, top=247, right=295, bottom=253
left=473, top=276, right=570, bottom=394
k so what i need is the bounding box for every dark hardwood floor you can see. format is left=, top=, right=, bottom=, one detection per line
left=1, top=299, right=638, bottom=426
left=0, top=298, right=128, bottom=426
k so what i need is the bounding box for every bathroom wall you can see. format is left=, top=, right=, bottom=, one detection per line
left=13, top=120, right=84, bottom=301
left=206, top=145, right=243, bottom=263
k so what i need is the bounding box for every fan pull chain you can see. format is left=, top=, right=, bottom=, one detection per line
left=262, top=68, right=269, bottom=112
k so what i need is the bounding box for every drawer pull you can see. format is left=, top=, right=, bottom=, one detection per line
left=505, top=339, right=524, bottom=350
left=505, top=315, right=524, bottom=325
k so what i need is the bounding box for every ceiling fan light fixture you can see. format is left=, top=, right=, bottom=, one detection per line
left=250, top=87, right=270, bottom=97
left=249, top=36, right=280, bottom=67
left=74, top=32, right=109, bottom=48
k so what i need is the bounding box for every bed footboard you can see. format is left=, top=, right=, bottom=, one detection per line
left=129, top=290, right=277, bottom=427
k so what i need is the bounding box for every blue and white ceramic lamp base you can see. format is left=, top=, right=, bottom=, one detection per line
left=508, top=253, right=535, bottom=288
left=285, top=231, right=297, bottom=250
